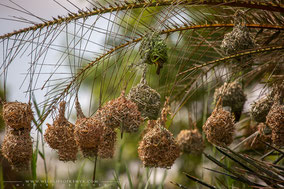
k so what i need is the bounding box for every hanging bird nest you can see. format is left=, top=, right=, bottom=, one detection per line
left=176, top=129, right=204, bottom=155
left=1, top=128, right=33, bottom=171
left=266, top=97, right=284, bottom=147
left=139, top=32, right=168, bottom=74
left=101, top=91, right=142, bottom=133
left=97, top=124, right=117, bottom=159
left=203, top=101, right=235, bottom=146
left=221, top=11, right=255, bottom=56
left=138, top=125, right=180, bottom=168
left=44, top=101, right=78, bottom=161
left=243, top=123, right=272, bottom=150
left=138, top=98, right=180, bottom=168
left=214, top=81, right=246, bottom=112
left=250, top=96, right=273, bottom=123
left=74, top=99, right=102, bottom=155
left=3, top=101, right=33, bottom=130
left=128, top=81, right=161, bottom=120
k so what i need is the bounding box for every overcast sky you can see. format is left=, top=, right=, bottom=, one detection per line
left=0, top=0, right=91, bottom=102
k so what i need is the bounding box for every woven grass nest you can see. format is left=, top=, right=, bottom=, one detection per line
left=139, top=33, right=167, bottom=74
left=176, top=129, right=204, bottom=155
left=100, top=91, right=143, bottom=133
left=3, top=101, right=33, bottom=130
left=128, top=82, right=161, bottom=120
left=250, top=96, right=273, bottom=123
left=97, top=123, right=117, bottom=159
left=138, top=123, right=180, bottom=168
left=203, top=103, right=235, bottom=146
left=243, top=123, right=272, bottom=150
left=214, top=81, right=246, bottom=112
left=221, top=11, right=255, bottom=56
left=44, top=101, right=78, bottom=161
left=1, top=128, right=33, bottom=171
left=138, top=98, right=180, bottom=168
left=266, top=98, right=284, bottom=147
left=74, top=99, right=102, bottom=157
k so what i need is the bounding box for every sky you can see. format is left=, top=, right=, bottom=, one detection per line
left=0, top=0, right=93, bottom=109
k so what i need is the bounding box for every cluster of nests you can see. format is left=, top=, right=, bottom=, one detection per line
left=249, top=83, right=284, bottom=147
left=202, top=81, right=245, bottom=147
left=43, top=79, right=163, bottom=163
left=203, top=80, right=283, bottom=148
left=1, top=102, right=33, bottom=171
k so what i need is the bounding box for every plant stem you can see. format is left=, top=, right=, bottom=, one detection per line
left=93, top=156, right=98, bottom=184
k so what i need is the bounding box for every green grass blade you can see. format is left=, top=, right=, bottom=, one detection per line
left=125, top=164, right=133, bottom=189
left=0, top=166, right=4, bottom=189
left=112, top=171, right=122, bottom=189
left=75, top=160, right=87, bottom=189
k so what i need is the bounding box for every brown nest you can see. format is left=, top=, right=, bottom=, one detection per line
left=74, top=100, right=102, bottom=153
left=138, top=125, right=180, bottom=168
left=243, top=123, right=272, bottom=150
left=3, top=101, right=33, bottom=130
left=176, top=129, right=204, bottom=154
left=214, top=81, right=246, bottom=112
left=220, top=10, right=255, bottom=58
left=74, top=117, right=102, bottom=149
left=97, top=124, right=117, bottom=159
left=128, top=82, right=161, bottom=120
left=80, top=147, right=99, bottom=158
left=266, top=100, right=284, bottom=147
left=44, top=101, right=78, bottom=161
left=203, top=105, right=235, bottom=146
left=100, top=91, right=142, bottom=133
left=250, top=96, right=273, bottom=123
left=1, top=128, right=33, bottom=171
left=221, top=24, right=255, bottom=56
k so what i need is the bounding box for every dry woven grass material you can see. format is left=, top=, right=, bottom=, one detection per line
left=203, top=104, right=235, bottom=146
left=138, top=97, right=180, bottom=168
left=138, top=125, right=180, bottom=168
left=100, top=91, right=142, bottom=133
left=98, top=124, right=117, bottom=159
left=139, top=32, right=167, bottom=75
left=221, top=11, right=255, bottom=56
left=3, top=101, right=33, bottom=130
left=74, top=100, right=102, bottom=150
left=176, top=129, right=204, bottom=154
left=81, top=147, right=98, bottom=158
left=243, top=123, right=272, bottom=150
left=266, top=100, right=284, bottom=147
left=44, top=101, right=78, bottom=161
left=250, top=96, right=273, bottom=123
left=128, top=82, right=161, bottom=120
left=214, top=81, right=246, bottom=112
left=1, top=128, right=33, bottom=171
